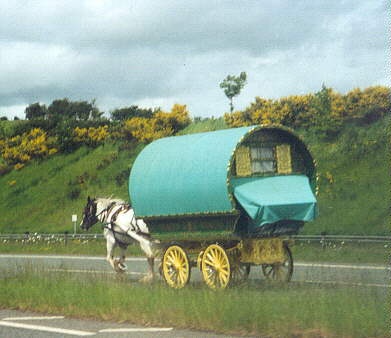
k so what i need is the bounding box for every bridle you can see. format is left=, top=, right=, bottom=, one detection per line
left=83, top=199, right=121, bottom=229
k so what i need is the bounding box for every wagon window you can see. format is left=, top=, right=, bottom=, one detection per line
left=250, top=146, right=276, bottom=174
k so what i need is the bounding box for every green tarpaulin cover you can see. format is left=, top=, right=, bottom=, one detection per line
left=129, top=126, right=255, bottom=217
left=129, top=125, right=316, bottom=223
left=231, top=175, right=317, bottom=226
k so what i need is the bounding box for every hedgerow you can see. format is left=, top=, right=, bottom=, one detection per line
left=224, top=85, right=390, bottom=139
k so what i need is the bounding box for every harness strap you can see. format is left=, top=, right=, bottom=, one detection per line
left=103, top=224, right=134, bottom=249
left=97, top=202, right=116, bottom=223
left=110, top=204, right=131, bottom=224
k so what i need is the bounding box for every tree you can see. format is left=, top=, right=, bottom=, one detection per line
left=110, top=105, right=154, bottom=121
left=308, top=84, right=343, bottom=138
left=47, top=98, right=102, bottom=121
left=220, top=72, right=247, bottom=112
left=48, top=98, right=73, bottom=121
left=25, top=102, right=47, bottom=120
left=71, top=99, right=102, bottom=120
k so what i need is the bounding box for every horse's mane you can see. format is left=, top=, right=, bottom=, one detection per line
left=96, top=197, right=128, bottom=208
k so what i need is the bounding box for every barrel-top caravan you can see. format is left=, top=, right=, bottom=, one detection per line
left=129, top=125, right=317, bottom=289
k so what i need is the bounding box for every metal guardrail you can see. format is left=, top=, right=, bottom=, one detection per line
left=0, top=233, right=103, bottom=240
left=293, top=235, right=391, bottom=243
left=0, top=233, right=390, bottom=243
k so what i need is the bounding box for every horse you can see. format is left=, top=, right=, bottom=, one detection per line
left=80, top=196, right=157, bottom=282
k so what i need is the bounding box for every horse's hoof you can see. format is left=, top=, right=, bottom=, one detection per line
left=118, top=262, right=127, bottom=271
left=114, top=260, right=127, bottom=273
left=139, top=275, right=154, bottom=284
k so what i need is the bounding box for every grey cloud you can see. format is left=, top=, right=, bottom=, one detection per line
left=0, top=0, right=387, bottom=118
left=0, top=1, right=364, bottom=54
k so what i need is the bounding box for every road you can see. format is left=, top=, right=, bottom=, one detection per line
left=0, top=254, right=389, bottom=337
left=0, top=254, right=389, bottom=287
left=0, top=309, right=238, bottom=338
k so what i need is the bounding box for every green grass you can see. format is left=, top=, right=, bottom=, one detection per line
left=0, top=119, right=26, bottom=138
left=0, top=267, right=388, bottom=337
left=302, top=119, right=390, bottom=235
left=178, top=117, right=228, bottom=135
left=0, top=143, right=143, bottom=233
left=292, top=241, right=389, bottom=265
left=0, top=237, right=141, bottom=256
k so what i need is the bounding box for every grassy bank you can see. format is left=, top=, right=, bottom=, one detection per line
left=0, top=117, right=388, bottom=236
left=0, top=267, right=388, bottom=337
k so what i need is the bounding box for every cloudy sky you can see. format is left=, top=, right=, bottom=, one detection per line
left=0, top=0, right=388, bottom=119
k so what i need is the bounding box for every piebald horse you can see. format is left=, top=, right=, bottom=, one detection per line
left=80, top=197, right=156, bottom=282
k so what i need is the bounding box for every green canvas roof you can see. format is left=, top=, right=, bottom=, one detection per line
left=129, top=125, right=315, bottom=219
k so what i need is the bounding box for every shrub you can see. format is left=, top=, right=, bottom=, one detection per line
left=73, top=125, right=109, bottom=147
left=67, top=187, right=81, bottom=200
left=123, top=104, right=191, bottom=142
left=0, top=128, right=58, bottom=166
left=223, top=85, right=390, bottom=137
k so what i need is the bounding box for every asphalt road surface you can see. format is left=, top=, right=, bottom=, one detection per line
left=0, top=309, right=239, bottom=338
left=0, top=254, right=389, bottom=337
left=0, top=254, right=389, bottom=287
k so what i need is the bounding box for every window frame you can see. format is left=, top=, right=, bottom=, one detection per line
left=249, top=143, right=276, bottom=175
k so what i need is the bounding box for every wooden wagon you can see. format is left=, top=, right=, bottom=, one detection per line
left=129, top=125, right=317, bottom=289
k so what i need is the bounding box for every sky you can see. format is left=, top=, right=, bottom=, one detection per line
left=0, top=0, right=388, bottom=119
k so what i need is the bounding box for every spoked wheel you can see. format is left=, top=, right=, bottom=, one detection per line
left=231, top=263, right=251, bottom=284
left=162, top=245, right=191, bottom=289
left=262, top=244, right=293, bottom=282
left=201, top=244, right=231, bottom=289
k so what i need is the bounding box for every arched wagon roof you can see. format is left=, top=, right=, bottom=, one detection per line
left=129, top=125, right=315, bottom=219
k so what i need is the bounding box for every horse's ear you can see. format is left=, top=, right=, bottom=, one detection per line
left=87, top=196, right=91, bottom=202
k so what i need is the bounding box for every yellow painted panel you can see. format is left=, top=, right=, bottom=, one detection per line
left=235, top=146, right=251, bottom=176
left=276, top=144, right=292, bottom=174
left=239, top=238, right=285, bottom=264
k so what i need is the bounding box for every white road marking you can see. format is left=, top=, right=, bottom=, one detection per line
left=0, top=254, right=145, bottom=261
left=99, top=327, right=173, bottom=333
left=48, top=268, right=145, bottom=276
left=1, top=255, right=387, bottom=270
left=0, top=320, right=95, bottom=336
left=302, top=280, right=391, bottom=288
left=295, top=262, right=390, bottom=271
left=2, top=316, right=64, bottom=321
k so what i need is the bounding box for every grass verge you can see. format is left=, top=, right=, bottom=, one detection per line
left=0, top=266, right=388, bottom=337
left=292, top=241, right=389, bottom=265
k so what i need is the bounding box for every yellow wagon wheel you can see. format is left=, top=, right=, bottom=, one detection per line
left=162, top=245, right=191, bottom=289
left=231, top=263, right=251, bottom=285
left=201, top=244, right=231, bottom=289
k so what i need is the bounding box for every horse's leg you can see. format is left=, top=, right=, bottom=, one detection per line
left=105, top=232, right=117, bottom=271
left=122, top=230, right=157, bottom=283
left=147, top=256, right=155, bottom=280
left=118, top=246, right=127, bottom=271
left=139, top=242, right=155, bottom=283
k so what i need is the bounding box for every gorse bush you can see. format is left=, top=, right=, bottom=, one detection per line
left=123, top=104, right=191, bottom=142
left=73, top=125, right=109, bottom=147
left=224, top=85, right=390, bottom=138
left=0, top=128, right=58, bottom=167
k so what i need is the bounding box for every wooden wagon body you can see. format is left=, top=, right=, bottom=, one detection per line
left=129, top=125, right=318, bottom=288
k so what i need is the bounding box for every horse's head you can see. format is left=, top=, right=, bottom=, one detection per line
left=80, top=196, right=98, bottom=231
